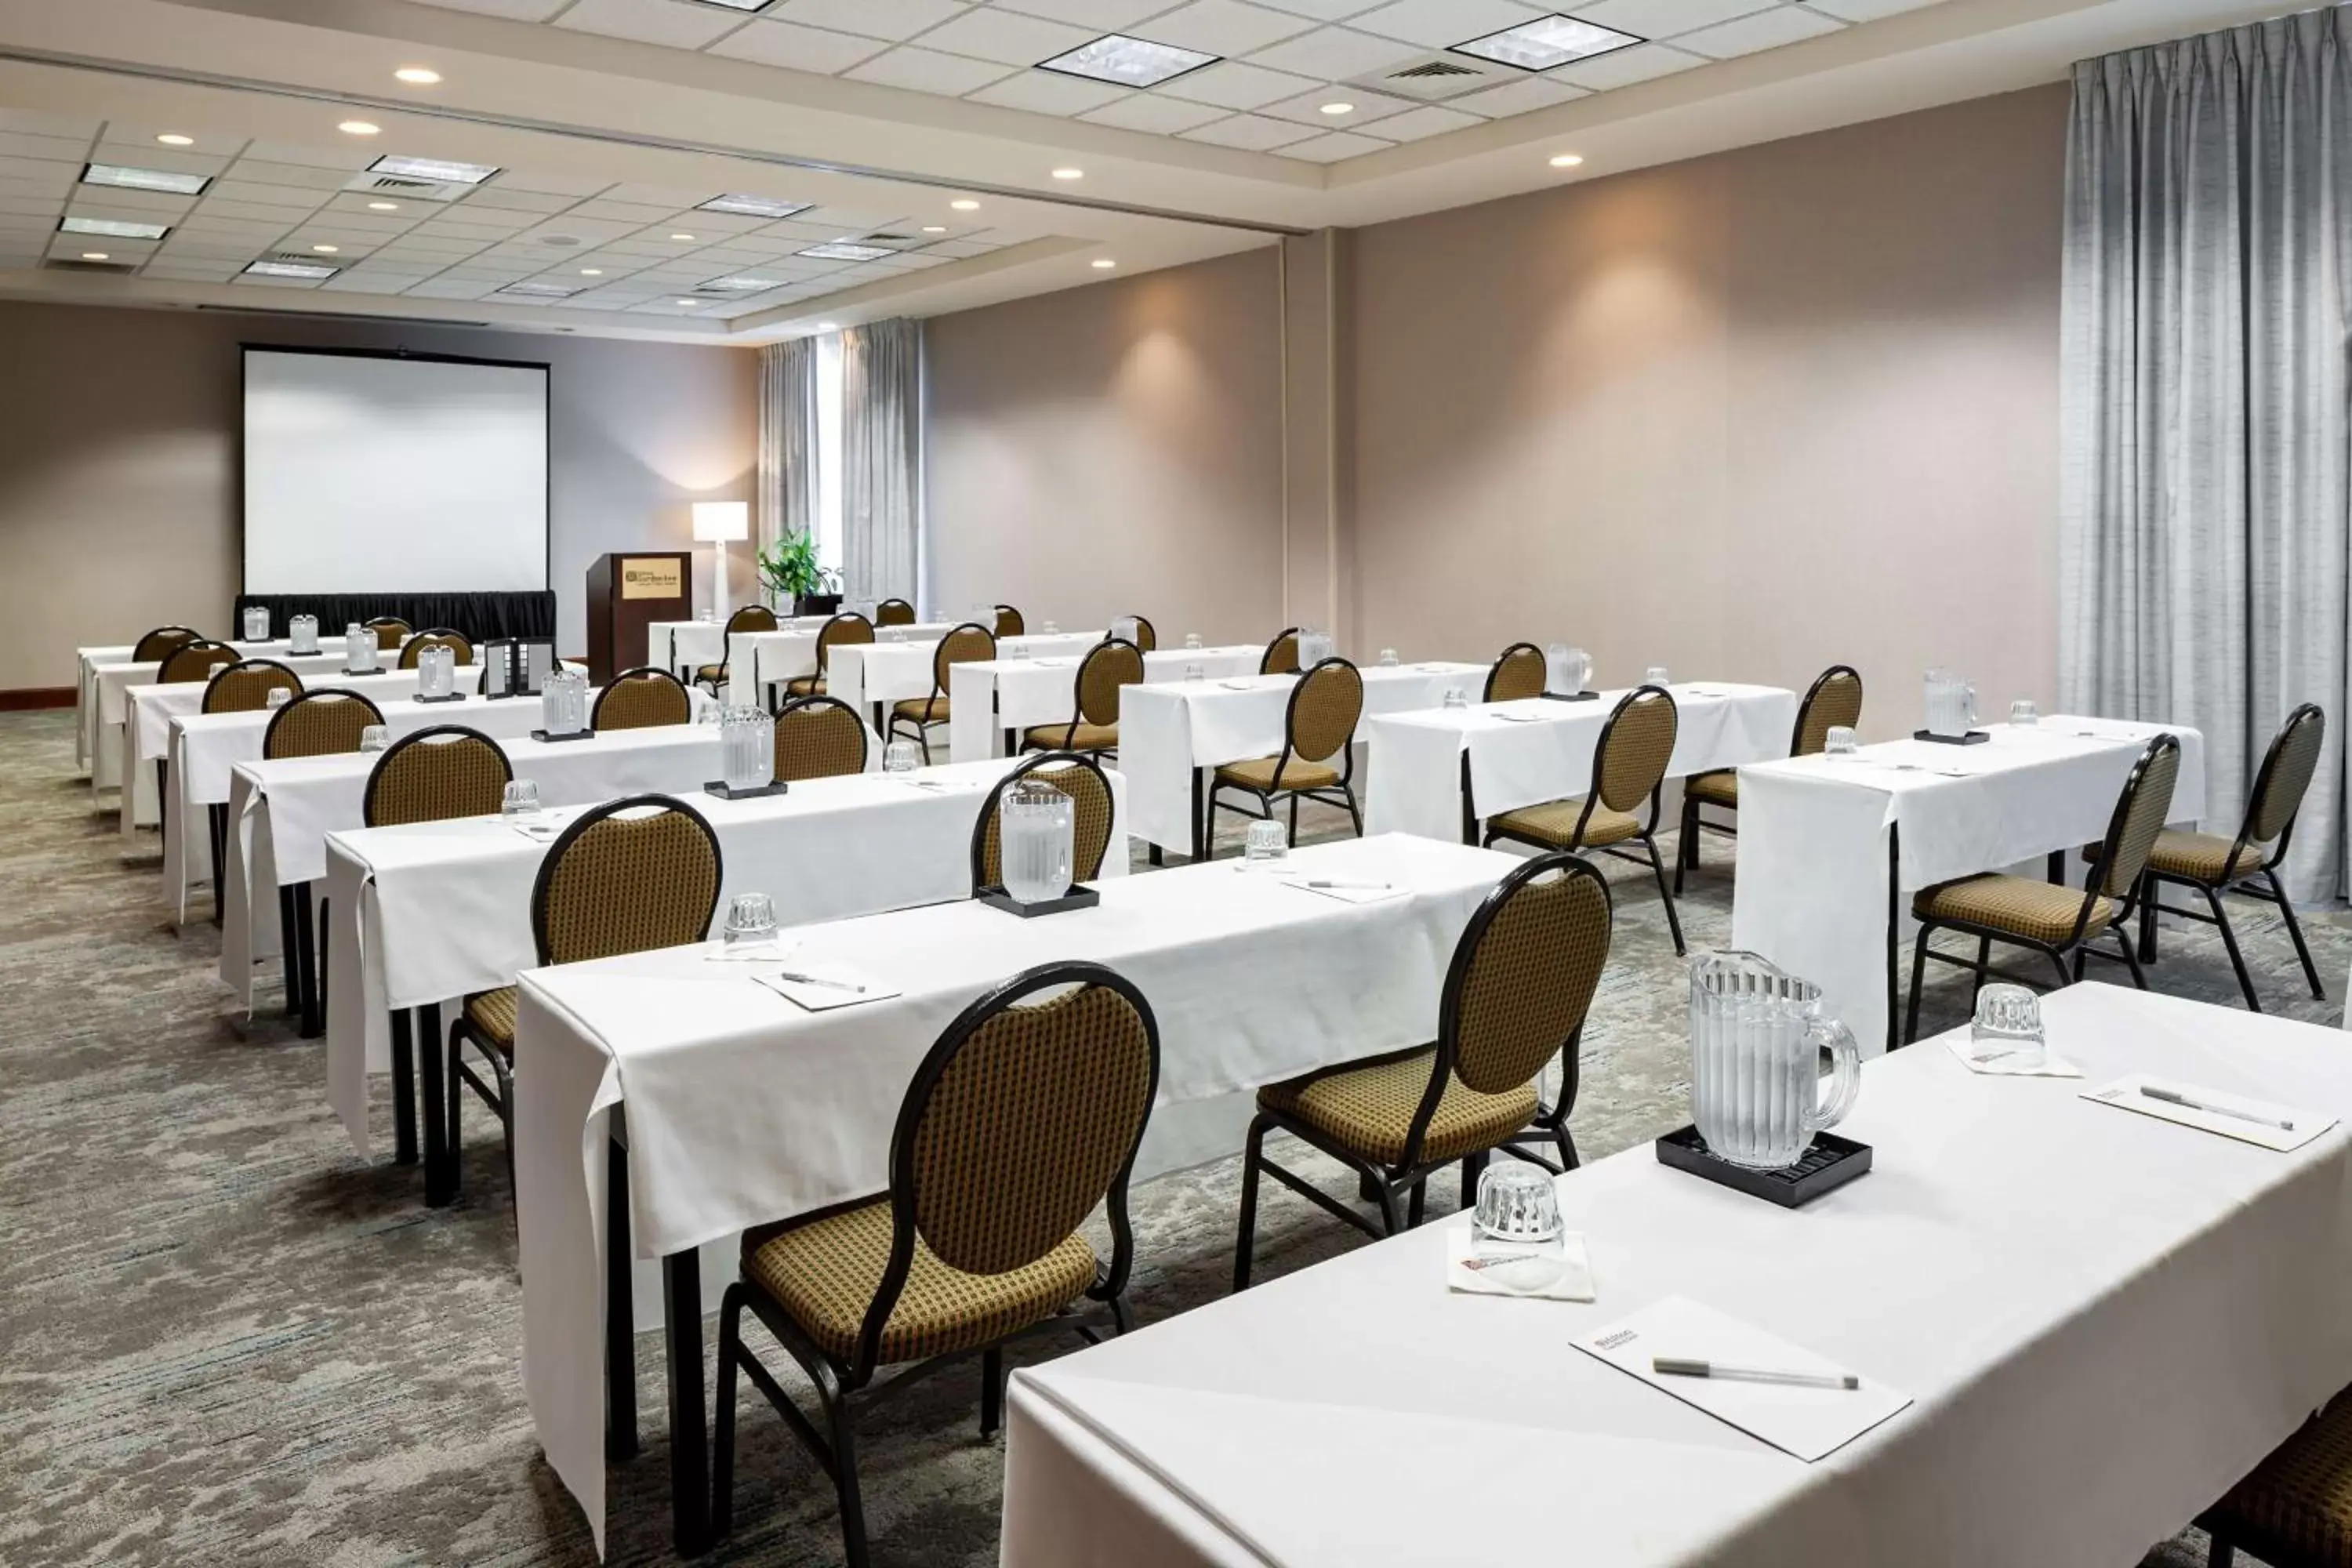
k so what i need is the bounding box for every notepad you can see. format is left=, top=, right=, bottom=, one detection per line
left=1277, top=877, right=1406, bottom=905
left=752, top=964, right=899, bottom=1012
left=2082, top=1074, right=2335, bottom=1152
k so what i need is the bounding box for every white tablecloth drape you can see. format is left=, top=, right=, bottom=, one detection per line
left=325, top=755, right=1113, bottom=1156
left=1364, top=682, right=1798, bottom=842
left=1002, top=985, right=2352, bottom=1568
left=731, top=622, right=960, bottom=707
left=1731, top=718, right=2206, bottom=1053
left=829, top=631, right=1107, bottom=720
left=105, top=646, right=377, bottom=821
left=76, top=644, right=137, bottom=777
left=514, top=832, right=1518, bottom=1555
left=1120, top=664, right=1488, bottom=853
left=947, top=647, right=1264, bottom=764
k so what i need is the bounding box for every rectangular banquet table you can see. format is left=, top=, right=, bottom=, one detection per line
left=98, top=643, right=368, bottom=815
left=947, top=645, right=1264, bottom=764
left=828, top=630, right=1108, bottom=726
left=513, top=832, right=1521, bottom=1556
left=1363, top=681, right=1798, bottom=843
left=1120, top=663, right=1489, bottom=858
left=1732, top=717, right=2206, bottom=1053
left=1001, top=984, right=2352, bottom=1568
left=648, top=618, right=833, bottom=683
left=732, top=621, right=961, bottom=708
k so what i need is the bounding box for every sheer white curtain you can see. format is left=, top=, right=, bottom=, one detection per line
left=840, top=318, right=922, bottom=607
left=2057, top=7, right=2352, bottom=900
left=755, top=338, right=816, bottom=605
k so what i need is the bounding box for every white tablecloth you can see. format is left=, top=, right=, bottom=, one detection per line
left=1732, top=717, right=2207, bottom=1053
left=731, top=622, right=961, bottom=707
left=1002, top=984, right=2352, bottom=1568
left=947, top=647, right=1263, bottom=764
left=75, top=643, right=136, bottom=777
left=100, top=644, right=364, bottom=817
left=1363, top=682, right=1798, bottom=842
left=1120, top=664, right=1488, bottom=853
left=515, top=832, right=1519, bottom=1555
left=325, top=755, right=1118, bottom=1158
left=829, top=630, right=1107, bottom=720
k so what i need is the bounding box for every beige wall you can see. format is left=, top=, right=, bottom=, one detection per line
left=0, top=301, right=756, bottom=688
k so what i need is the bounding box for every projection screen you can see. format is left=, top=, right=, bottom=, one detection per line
left=241, top=347, right=550, bottom=593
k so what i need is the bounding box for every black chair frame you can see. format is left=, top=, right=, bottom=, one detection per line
left=590, top=666, right=692, bottom=729
left=1483, top=641, right=1546, bottom=703
left=1258, top=626, right=1302, bottom=675
left=1021, top=636, right=1141, bottom=757
left=1677, top=662, right=1862, bottom=893
left=968, top=750, right=1116, bottom=895
left=771, top=694, right=871, bottom=775
left=1206, top=655, right=1364, bottom=853
left=887, top=622, right=992, bottom=764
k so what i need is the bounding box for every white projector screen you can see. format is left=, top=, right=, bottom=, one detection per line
left=241, top=347, right=550, bottom=593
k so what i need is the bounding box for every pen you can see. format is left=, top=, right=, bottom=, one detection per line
left=1460, top=1252, right=1542, bottom=1272
left=777, top=970, right=867, bottom=994
left=1295, top=879, right=1391, bottom=891
left=2140, top=1085, right=2295, bottom=1131
left=1652, top=1358, right=1858, bottom=1390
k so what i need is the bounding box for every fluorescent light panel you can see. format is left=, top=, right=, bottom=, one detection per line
left=245, top=260, right=337, bottom=279
left=698, top=274, right=791, bottom=292
left=82, top=162, right=210, bottom=196
left=60, top=216, right=169, bottom=240
left=368, top=154, right=499, bottom=185
left=1452, top=13, right=1641, bottom=70
left=797, top=242, right=893, bottom=262
left=1038, top=34, right=1218, bottom=87
left=689, top=0, right=771, bottom=9
left=500, top=281, right=578, bottom=297
left=699, top=194, right=810, bottom=219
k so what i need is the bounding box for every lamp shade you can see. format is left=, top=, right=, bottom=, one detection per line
left=692, top=501, right=750, bottom=543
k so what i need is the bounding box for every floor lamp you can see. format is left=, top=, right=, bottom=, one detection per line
left=693, top=501, right=750, bottom=620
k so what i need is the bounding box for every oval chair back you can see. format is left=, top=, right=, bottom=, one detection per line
left=530, top=793, right=723, bottom=966
left=1260, top=627, right=1301, bottom=676
left=133, top=625, right=201, bottom=662
left=204, top=658, right=303, bottom=713
left=159, top=639, right=239, bottom=684
left=844, top=960, right=1160, bottom=1377
left=815, top=612, right=876, bottom=677
left=1592, top=685, right=1678, bottom=815
left=1483, top=642, right=1546, bottom=703
left=931, top=622, right=998, bottom=699
left=726, top=604, right=779, bottom=638
left=876, top=598, right=917, bottom=627
left=1125, top=615, right=1157, bottom=653
left=774, top=695, right=869, bottom=781
left=1273, top=657, right=1363, bottom=787
left=993, top=604, right=1026, bottom=638
left=2087, top=735, right=2183, bottom=906
left=365, top=616, right=412, bottom=651
left=364, top=726, right=512, bottom=826
left=970, top=750, right=1116, bottom=893
left=592, top=666, right=691, bottom=730
left=2245, top=704, right=2327, bottom=851
left=400, top=629, right=474, bottom=669
left=1792, top=665, right=1864, bottom=756
left=1078, top=637, right=1143, bottom=726
left=263, top=689, right=385, bottom=759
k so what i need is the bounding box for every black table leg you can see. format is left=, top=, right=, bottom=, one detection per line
left=607, top=1138, right=639, bottom=1461
left=1148, top=844, right=1163, bottom=866
left=1884, top=822, right=1902, bottom=1053
left=311, top=898, right=329, bottom=1040
left=421, top=1002, right=452, bottom=1207
left=209, top=802, right=227, bottom=927
left=1460, top=754, right=1477, bottom=845
left=279, top=886, right=303, bottom=1018
left=292, top=883, right=321, bottom=1036
left=1191, top=768, right=1207, bottom=862
left=666, top=1249, right=711, bottom=1556
left=2047, top=849, right=2065, bottom=885
left=389, top=1007, right=419, bottom=1165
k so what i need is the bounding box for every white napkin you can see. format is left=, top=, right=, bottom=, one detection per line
left=508, top=819, right=563, bottom=843
left=1945, top=1034, right=2082, bottom=1079
left=751, top=963, right=899, bottom=1012
left=1446, top=1229, right=1595, bottom=1301
left=1278, top=876, right=1406, bottom=905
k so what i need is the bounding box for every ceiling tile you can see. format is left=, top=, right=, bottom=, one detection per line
left=706, top=17, right=892, bottom=71
left=1807, top=0, right=1939, bottom=18
left=1670, top=2, right=1841, bottom=52
left=1076, top=93, right=1232, bottom=132
left=238, top=141, right=379, bottom=171
left=489, top=169, right=613, bottom=197
left=222, top=160, right=354, bottom=191
left=461, top=186, right=583, bottom=212
left=965, top=69, right=1131, bottom=113
left=1443, top=74, right=1587, bottom=114
left=765, top=0, right=969, bottom=41
left=1370, top=102, right=1487, bottom=138
left=1243, top=24, right=1419, bottom=78
left=1350, top=0, right=1545, bottom=47
left=1571, top=0, right=1767, bottom=36
left=1257, top=85, right=1418, bottom=126
left=1136, top=1, right=1319, bottom=55
left=551, top=0, right=756, bottom=48
left=1270, top=128, right=1391, bottom=160
left=911, top=7, right=1094, bottom=66
left=0, top=164, right=74, bottom=195
left=407, top=0, right=573, bottom=18
left=568, top=198, right=684, bottom=222
left=1178, top=111, right=1319, bottom=148
left=100, top=125, right=249, bottom=158
left=1153, top=59, right=1323, bottom=108
left=1247, top=0, right=1388, bottom=15
left=844, top=45, right=1018, bottom=93
left=990, top=0, right=1171, bottom=24
left=0, top=110, right=102, bottom=138
left=0, top=132, right=92, bottom=162
left=1549, top=38, right=1705, bottom=85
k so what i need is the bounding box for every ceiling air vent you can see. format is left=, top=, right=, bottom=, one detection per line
left=1350, top=51, right=1511, bottom=102
left=339, top=171, right=470, bottom=204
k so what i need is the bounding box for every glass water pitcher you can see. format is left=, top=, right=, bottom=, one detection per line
left=720, top=706, right=775, bottom=792
left=1295, top=627, right=1335, bottom=668
left=540, top=666, right=588, bottom=736
left=418, top=644, right=456, bottom=700
left=343, top=623, right=378, bottom=673
left=1689, top=951, right=1861, bottom=1169
left=1545, top=644, right=1592, bottom=697
left=1923, top=668, right=1978, bottom=739
left=1000, top=777, right=1075, bottom=904
left=289, top=614, right=319, bottom=655
left=241, top=604, right=270, bottom=643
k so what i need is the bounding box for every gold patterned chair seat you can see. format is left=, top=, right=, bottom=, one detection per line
left=463, top=986, right=518, bottom=1051
left=1259, top=1050, right=1539, bottom=1167
left=895, top=695, right=949, bottom=724
left=744, top=1200, right=1098, bottom=1364
left=1915, top=874, right=2112, bottom=944
left=1216, top=754, right=1338, bottom=792
left=1686, top=770, right=1738, bottom=808
left=2207, top=1393, right=2352, bottom=1565
left=1026, top=722, right=1119, bottom=751
left=1489, top=798, right=1641, bottom=848
left=2147, top=829, right=2267, bottom=884
left=696, top=662, right=727, bottom=684
left=785, top=674, right=826, bottom=696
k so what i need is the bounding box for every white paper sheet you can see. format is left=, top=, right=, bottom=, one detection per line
left=1446, top=1228, right=1595, bottom=1301
left=751, top=964, right=900, bottom=1012
left=2082, top=1074, right=2337, bottom=1152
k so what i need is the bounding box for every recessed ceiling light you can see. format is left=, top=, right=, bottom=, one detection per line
left=699, top=193, right=811, bottom=219
left=368, top=201, right=400, bottom=211
left=339, top=121, right=381, bottom=137
left=155, top=132, right=194, bottom=147
left=699, top=274, right=789, bottom=292
left=950, top=199, right=980, bottom=212
left=500, top=280, right=577, bottom=297
left=670, top=233, right=698, bottom=242
left=1051, top=166, right=1084, bottom=180
left=245, top=259, right=338, bottom=279
left=1452, top=14, right=1641, bottom=71
left=1549, top=152, right=1584, bottom=168
left=370, top=154, right=497, bottom=184
left=580, top=267, right=603, bottom=276
left=312, top=244, right=340, bottom=254
left=1091, top=258, right=1116, bottom=269
left=815, top=321, right=839, bottom=330
left=1039, top=33, right=1218, bottom=88
left=1319, top=101, right=1355, bottom=115
left=394, top=66, right=441, bottom=85
left=797, top=241, right=895, bottom=262
left=921, top=225, right=947, bottom=233
left=83, top=162, right=209, bottom=196
left=60, top=216, right=168, bottom=240
left=675, top=299, right=700, bottom=307
left=80, top=252, right=109, bottom=261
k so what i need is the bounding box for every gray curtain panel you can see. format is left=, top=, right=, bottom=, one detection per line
left=756, top=337, right=816, bottom=601
left=841, top=318, right=923, bottom=606
left=2059, top=6, right=2352, bottom=902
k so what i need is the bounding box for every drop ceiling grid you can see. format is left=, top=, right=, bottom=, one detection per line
left=0, top=113, right=1011, bottom=318
left=410, top=0, right=1940, bottom=162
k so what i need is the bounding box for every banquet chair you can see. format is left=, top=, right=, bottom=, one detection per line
left=446, top=793, right=721, bottom=1204
left=994, top=604, right=1025, bottom=638
left=590, top=666, right=691, bottom=731
left=888, top=622, right=994, bottom=763
left=784, top=612, right=875, bottom=699
left=1260, top=626, right=1301, bottom=675
left=1904, top=733, right=2180, bottom=1043
left=132, top=625, right=201, bottom=662
left=203, top=658, right=303, bottom=713
left=263, top=689, right=383, bottom=759
left=158, top=638, right=238, bottom=684
left=713, top=961, right=1160, bottom=1566
left=1484, top=684, right=1686, bottom=955
left=398, top=628, right=474, bottom=668
left=2201, top=1385, right=2352, bottom=1568
left=365, top=616, right=411, bottom=651
left=1483, top=641, right=1547, bottom=703
left=1232, top=851, right=1612, bottom=1288
left=971, top=751, right=1116, bottom=895
left=1678, top=664, right=1864, bottom=893
left=1210, top=658, right=1364, bottom=854
left=694, top=604, right=778, bottom=696
left=774, top=695, right=869, bottom=781
left=364, top=725, right=512, bottom=826
left=875, top=597, right=917, bottom=627
left=1124, top=615, right=1157, bottom=653
left=1023, top=637, right=1142, bottom=758
left=2085, top=704, right=2327, bottom=1011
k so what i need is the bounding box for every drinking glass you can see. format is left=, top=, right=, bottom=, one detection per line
left=1441, top=687, right=1471, bottom=710
left=1688, top=950, right=1861, bottom=1169
left=242, top=605, right=270, bottom=642
left=1184, top=633, right=1203, bottom=651
left=1645, top=666, right=1671, bottom=687
left=1473, top=1163, right=1561, bottom=1244
left=884, top=739, right=922, bottom=773
left=501, top=779, right=541, bottom=817
left=1110, top=616, right=1139, bottom=645
left=358, top=725, right=390, bottom=753
left=698, top=699, right=722, bottom=726
left=1243, top=818, right=1288, bottom=869
left=720, top=706, right=776, bottom=793
left=2010, top=699, right=2040, bottom=728
left=883, top=625, right=905, bottom=643
left=722, top=892, right=779, bottom=951
left=265, top=686, right=291, bottom=710
left=1379, top=648, right=1399, bottom=666
left=699, top=605, right=718, bottom=622
left=1000, top=778, right=1075, bottom=903
left=1042, top=619, right=1060, bottom=635
left=1968, top=982, right=2046, bottom=1069
left=1184, top=662, right=1205, bottom=682
left=1824, top=724, right=1858, bottom=755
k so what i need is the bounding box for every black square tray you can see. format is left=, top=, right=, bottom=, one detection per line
left=976, top=884, right=1101, bottom=918
left=704, top=779, right=789, bottom=800
left=1654, top=1125, right=1872, bottom=1208
left=1913, top=728, right=1989, bottom=746
left=414, top=691, right=467, bottom=704
left=531, top=728, right=597, bottom=743
left=1540, top=690, right=1600, bottom=702
left=341, top=666, right=388, bottom=677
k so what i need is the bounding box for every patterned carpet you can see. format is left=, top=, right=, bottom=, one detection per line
left=1, top=705, right=2339, bottom=1566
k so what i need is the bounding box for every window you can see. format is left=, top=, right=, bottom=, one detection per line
left=812, top=332, right=844, bottom=577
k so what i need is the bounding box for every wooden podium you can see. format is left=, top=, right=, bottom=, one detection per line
left=586, top=551, right=691, bottom=684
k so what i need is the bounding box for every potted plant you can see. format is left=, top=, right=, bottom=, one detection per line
left=757, top=531, right=842, bottom=615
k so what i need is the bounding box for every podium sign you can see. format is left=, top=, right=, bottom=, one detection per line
left=587, top=549, right=691, bottom=684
